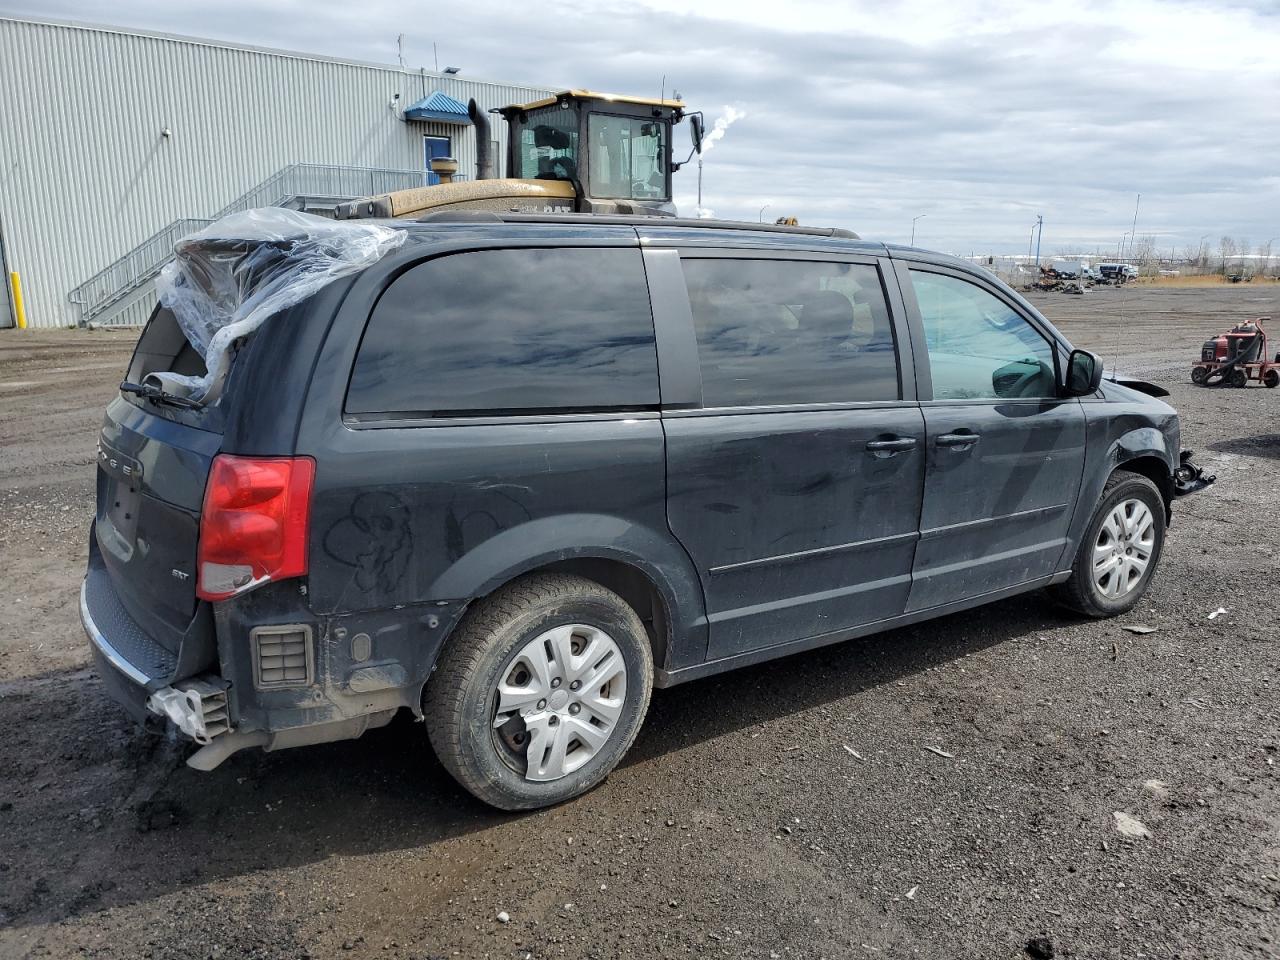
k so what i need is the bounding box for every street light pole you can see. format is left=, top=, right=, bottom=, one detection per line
left=758, top=204, right=771, bottom=223
left=1127, top=193, right=1141, bottom=260
left=910, top=214, right=926, bottom=246
left=1034, top=214, right=1044, bottom=267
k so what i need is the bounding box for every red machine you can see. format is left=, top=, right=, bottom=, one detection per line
left=1191, top=318, right=1280, bottom=388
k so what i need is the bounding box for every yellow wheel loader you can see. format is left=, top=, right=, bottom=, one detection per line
left=337, top=91, right=704, bottom=221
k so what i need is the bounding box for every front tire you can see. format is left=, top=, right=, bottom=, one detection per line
left=424, top=573, right=653, bottom=811
left=1050, top=470, right=1166, bottom=618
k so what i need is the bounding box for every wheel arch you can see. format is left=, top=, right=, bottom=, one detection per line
left=419, top=514, right=708, bottom=698
left=1112, top=453, right=1174, bottom=518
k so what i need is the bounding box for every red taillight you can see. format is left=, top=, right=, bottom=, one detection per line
left=197, top=455, right=315, bottom=601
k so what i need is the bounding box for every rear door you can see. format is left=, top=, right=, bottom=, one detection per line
left=652, top=248, right=926, bottom=661
left=897, top=263, right=1087, bottom=611
left=93, top=307, right=223, bottom=655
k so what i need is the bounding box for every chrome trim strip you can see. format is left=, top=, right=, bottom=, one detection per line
left=918, top=502, right=1068, bottom=539
left=709, top=530, right=919, bottom=574
left=79, top=578, right=150, bottom=686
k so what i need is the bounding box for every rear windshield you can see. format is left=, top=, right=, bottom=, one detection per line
left=347, top=247, right=659, bottom=417
left=126, top=306, right=209, bottom=385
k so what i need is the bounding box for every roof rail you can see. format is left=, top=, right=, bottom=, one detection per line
left=415, top=210, right=860, bottom=239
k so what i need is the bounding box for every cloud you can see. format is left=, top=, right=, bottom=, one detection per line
left=9, top=0, right=1280, bottom=254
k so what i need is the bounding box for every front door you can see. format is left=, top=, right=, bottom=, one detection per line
left=661, top=252, right=926, bottom=661
left=901, top=265, right=1087, bottom=611
left=424, top=136, right=451, bottom=184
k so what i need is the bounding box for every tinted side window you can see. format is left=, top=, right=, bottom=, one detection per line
left=909, top=270, right=1057, bottom=401
left=348, top=248, right=658, bottom=415
left=681, top=258, right=899, bottom=406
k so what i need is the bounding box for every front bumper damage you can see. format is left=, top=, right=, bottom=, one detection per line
left=1174, top=449, right=1214, bottom=497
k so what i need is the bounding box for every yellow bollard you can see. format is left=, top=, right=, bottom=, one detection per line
left=9, top=272, right=26, bottom=330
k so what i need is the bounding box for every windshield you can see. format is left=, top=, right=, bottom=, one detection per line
left=587, top=114, right=668, bottom=200
left=514, top=106, right=580, bottom=181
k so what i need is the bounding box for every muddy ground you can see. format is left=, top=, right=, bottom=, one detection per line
left=0, top=285, right=1277, bottom=960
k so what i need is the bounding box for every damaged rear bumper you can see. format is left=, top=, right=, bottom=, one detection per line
left=82, top=575, right=399, bottom=770
left=1173, top=449, right=1214, bottom=497
left=80, top=575, right=231, bottom=744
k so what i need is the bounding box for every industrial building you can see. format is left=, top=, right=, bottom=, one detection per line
left=0, top=16, right=557, bottom=328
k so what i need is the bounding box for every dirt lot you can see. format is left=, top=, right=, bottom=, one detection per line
left=1, top=286, right=1277, bottom=960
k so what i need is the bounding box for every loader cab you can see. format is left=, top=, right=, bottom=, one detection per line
left=499, top=91, right=686, bottom=215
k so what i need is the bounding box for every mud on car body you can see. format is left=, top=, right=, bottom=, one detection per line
left=82, top=212, right=1212, bottom=810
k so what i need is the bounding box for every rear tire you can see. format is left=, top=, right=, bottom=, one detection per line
left=1190, top=365, right=1209, bottom=385
left=1230, top=368, right=1249, bottom=388
left=1264, top=369, right=1279, bottom=389
left=423, top=573, right=653, bottom=811
left=1050, top=471, right=1165, bottom=618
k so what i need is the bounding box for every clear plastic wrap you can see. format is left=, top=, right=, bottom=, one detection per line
left=150, top=208, right=406, bottom=401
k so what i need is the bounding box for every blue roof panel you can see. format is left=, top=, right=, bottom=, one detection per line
left=404, top=90, right=471, bottom=125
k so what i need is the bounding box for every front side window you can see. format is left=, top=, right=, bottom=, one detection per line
left=681, top=258, right=899, bottom=407
left=515, top=107, right=580, bottom=181
left=587, top=114, right=668, bottom=200
left=909, top=271, right=1058, bottom=401
left=348, top=248, right=658, bottom=416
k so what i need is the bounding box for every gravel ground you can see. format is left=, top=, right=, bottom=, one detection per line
left=0, top=284, right=1277, bottom=960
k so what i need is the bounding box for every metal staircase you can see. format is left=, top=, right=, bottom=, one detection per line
left=69, top=163, right=429, bottom=325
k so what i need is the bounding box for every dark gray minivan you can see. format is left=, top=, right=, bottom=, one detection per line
left=83, top=214, right=1211, bottom=809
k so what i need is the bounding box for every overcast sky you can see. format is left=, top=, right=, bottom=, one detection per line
left=7, top=0, right=1279, bottom=255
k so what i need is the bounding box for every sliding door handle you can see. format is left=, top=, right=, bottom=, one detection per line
left=935, top=432, right=981, bottom=448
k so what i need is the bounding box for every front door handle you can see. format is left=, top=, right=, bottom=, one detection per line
left=935, top=432, right=981, bottom=448
left=865, top=437, right=918, bottom=455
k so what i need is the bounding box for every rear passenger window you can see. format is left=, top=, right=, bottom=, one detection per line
left=348, top=248, right=658, bottom=416
left=680, top=258, right=899, bottom=407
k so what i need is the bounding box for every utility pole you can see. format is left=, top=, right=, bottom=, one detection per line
left=1034, top=214, right=1044, bottom=267
left=697, top=157, right=703, bottom=214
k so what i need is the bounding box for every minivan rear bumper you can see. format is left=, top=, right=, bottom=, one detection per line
left=82, top=559, right=230, bottom=743
left=82, top=554, right=407, bottom=768
left=81, top=559, right=178, bottom=727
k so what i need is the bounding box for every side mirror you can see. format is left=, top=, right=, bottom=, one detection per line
left=690, top=114, right=705, bottom=154
left=1064, top=349, right=1104, bottom=396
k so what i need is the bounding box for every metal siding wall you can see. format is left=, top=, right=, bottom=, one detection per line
left=0, top=17, right=555, bottom=328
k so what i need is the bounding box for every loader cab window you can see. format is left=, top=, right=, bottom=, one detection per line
left=515, top=106, right=580, bottom=182
left=587, top=114, right=668, bottom=200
